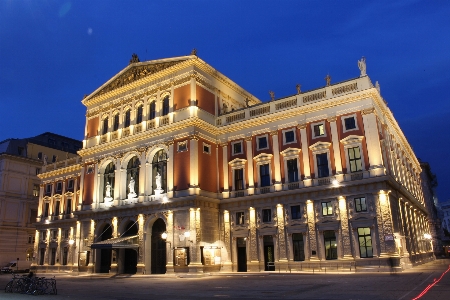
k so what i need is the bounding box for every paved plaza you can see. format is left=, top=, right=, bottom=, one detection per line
left=0, top=260, right=449, bottom=300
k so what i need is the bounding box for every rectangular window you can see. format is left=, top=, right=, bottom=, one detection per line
left=257, top=136, right=268, bottom=150
left=102, top=118, right=109, bottom=135
left=64, top=229, right=69, bottom=239
left=136, top=106, right=143, bottom=124
left=291, top=205, right=301, bottom=220
left=324, top=230, right=338, bottom=260
left=149, top=102, right=156, bottom=120
left=54, top=201, right=60, bottom=216
left=113, top=114, right=120, bottom=131
left=322, top=202, right=333, bottom=216
left=46, top=184, right=52, bottom=194
left=41, top=231, right=47, bottom=241
left=260, top=164, right=270, bottom=187
left=233, top=142, right=242, bottom=155
left=234, top=169, right=244, bottom=190
left=33, top=184, right=40, bottom=197
left=316, top=153, right=329, bottom=178
left=52, top=230, right=58, bottom=240
left=36, top=168, right=41, bottom=175
left=354, top=197, right=367, bottom=212
left=358, top=227, right=373, bottom=258
left=203, top=144, right=211, bottom=154
left=68, top=179, right=74, bottom=189
left=62, top=247, right=68, bottom=265
left=44, top=202, right=50, bottom=217
left=177, top=141, right=187, bottom=152
left=344, top=117, right=356, bottom=130
left=162, top=97, right=170, bottom=116
left=124, top=110, right=131, bottom=128
left=284, top=130, right=295, bottom=144
left=287, top=159, right=298, bottom=182
left=262, top=209, right=271, bottom=223
left=236, top=212, right=245, bottom=225
left=66, top=199, right=72, bottom=215
left=292, top=233, right=305, bottom=261
left=313, top=124, right=325, bottom=137
left=348, top=147, right=362, bottom=172
left=50, top=248, right=56, bottom=265
left=56, top=182, right=62, bottom=192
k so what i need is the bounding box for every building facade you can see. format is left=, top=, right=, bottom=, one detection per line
left=34, top=54, right=434, bottom=274
left=0, top=133, right=81, bottom=267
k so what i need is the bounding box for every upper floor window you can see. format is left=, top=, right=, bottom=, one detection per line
left=45, top=184, right=52, bottom=194
left=257, top=135, right=268, bottom=151
left=203, top=143, right=211, bottom=154
left=262, top=209, right=272, bottom=223
left=136, top=105, right=143, bottom=124
left=355, top=197, right=367, bottom=212
left=66, top=198, right=72, bottom=214
left=177, top=141, right=188, bottom=152
left=232, top=141, right=243, bottom=155
left=102, top=117, right=109, bottom=135
left=124, top=109, right=131, bottom=128
left=43, top=202, right=50, bottom=217
left=56, top=182, right=62, bottom=192
left=33, top=184, right=40, bottom=197
left=344, top=117, right=356, bottom=130
left=67, top=179, right=74, bottom=189
left=260, top=164, right=270, bottom=187
left=348, top=147, right=362, bottom=172
left=284, top=130, right=295, bottom=144
left=234, top=169, right=244, bottom=190
left=162, top=96, right=170, bottom=116
left=236, top=212, right=245, bottom=225
left=316, top=153, right=329, bottom=178
left=313, top=124, right=325, bottom=137
left=149, top=101, right=156, bottom=120
left=54, top=200, right=60, bottom=216
left=287, top=158, right=298, bottom=182
left=113, top=114, right=120, bottom=131
left=291, top=205, right=301, bottom=220
left=322, top=202, right=333, bottom=216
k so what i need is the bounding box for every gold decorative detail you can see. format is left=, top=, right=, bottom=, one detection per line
left=244, top=136, right=252, bottom=142
left=361, top=107, right=375, bottom=115
left=220, top=142, right=228, bottom=147
left=270, top=130, right=278, bottom=136
left=297, top=123, right=307, bottom=130
left=327, top=116, right=337, bottom=122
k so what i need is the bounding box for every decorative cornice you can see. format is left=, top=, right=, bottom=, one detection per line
left=327, top=116, right=337, bottom=123
left=38, top=164, right=82, bottom=180
left=361, top=107, right=375, bottom=115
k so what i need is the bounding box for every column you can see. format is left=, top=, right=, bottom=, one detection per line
left=361, top=107, right=384, bottom=176
left=222, top=210, right=232, bottom=271
left=189, top=208, right=202, bottom=272
left=276, top=204, right=288, bottom=265
left=165, top=211, right=174, bottom=273
left=338, top=196, right=352, bottom=258
left=155, top=88, right=160, bottom=128
left=92, top=163, right=99, bottom=207
left=375, top=190, right=396, bottom=256
left=328, top=116, right=343, bottom=178
left=298, top=124, right=312, bottom=186
left=167, top=140, right=174, bottom=198
left=114, top=158, right=122, bottom=203
left=138, top=151, right=146, bottom=202
left=78, top=166, right=85, bottom=210
left=270, top=130, right=282, bottom=191
left=248, top=207, right=258, bottom=271
left=221, top=143, right=229, bottom=198
left=245, top=136, right=254, bottom=194
left=190, top=74, right=197, bottom=106
left=306, top=200, right=318, bottom=260
left=189, top=135, right=199, bottom=194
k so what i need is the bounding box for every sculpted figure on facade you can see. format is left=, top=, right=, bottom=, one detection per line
left=128, top=177, right=136, bottom=198
left=358, top=56, right=366, bottom=77
left=105, top=182, right=113, bottom=201
left=155, top=172, right=162, bottom=190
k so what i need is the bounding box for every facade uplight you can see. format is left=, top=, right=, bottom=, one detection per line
left=161, top=232, right=168, bottom=240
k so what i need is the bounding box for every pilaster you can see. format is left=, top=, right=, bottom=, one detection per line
left=270, top=130, right=282, bottom=191
left=361, top=108, right=384, bottom=176
left=298, top=124, right=312, bottom=186
left=245, top=136, right=254, bottom=194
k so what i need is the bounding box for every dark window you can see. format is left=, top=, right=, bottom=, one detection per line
left=344, top=117, right=356, bottom=130
left=235, top=169, right=244, bottom=190
left=68, top=179, right=74, bottom=189
left=38, top=152, right=42, bottom=160
left=29, top=209, right=37, bottom=223
left=46, top=184, right=52, bottom=194
left=44, top=202, right=50, bottom=217
left=285, top=131, right=295, bottom=143
left=54, top=201, right=60, bottom=216
left=102, top=117, right=109, bottom=135
left=66, top=198, right=72, bottom=215
left=291, top=205, right=301, bottom=219
left=162, top=96, right=170, bottom=116
left=18, top=147, right=24, bottom=155
left=358, top=227, right=373, bottom=258
left=348, top=147, right=362, bottom=172
left=262, top=209, right=271, bottom=223
left=178, top=142, right=187, bottom=152
left=113, top=114, right=120, bottom=131
left=136, top=106, right=143, bottom=124
left=292, top=233, right=305, bottom=261
left=354, top=197, right=367, bottom=212
left=124, top=109, right=131, bottom=128
left=149, top=101, right=156, bottom=120
left=258, top=136, right=268, bottom=149
left=62, top=247, right=68, bottom=265
left=260, top=164, right=270, bottom=187
left=236, top=212, right=245, bottom=225
left=56, top=182, right=62, bottom=192
left=287, top=159, right=298, bottom=182
left=203, top=145, right=210, bottom=154
left=50, top=248, right=56, bottom=265
left=33, top=184, right=40, bottom=197
left=313, top=124, right=325, bottom=137
left=324, top=230, right=337, bottom=260
left=52, top=155, right=57, bottom=163
left=36, top=168, right=41, bottom=175
left=233, top=142, right=242, bottom=154
left=316, top=153, right=329, bottom=178
left=64, top=229, right=69, bottom=239
left=322, top=201, right=333, bottom=216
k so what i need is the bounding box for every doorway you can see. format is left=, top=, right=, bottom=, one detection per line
left=263, top=235, right=275, bottom=271
left=236, top=237, right=247, bottom=272
left=324, top=230, right=337, bottom=260
left=151, top=218, right=166, bottom=274
left=99, top=225, right=113, bottom=273
left=123, top=222, right=138, bottom=274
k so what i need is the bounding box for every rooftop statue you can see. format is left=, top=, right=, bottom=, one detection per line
left=191, top=48, right=197, bottom=56
left=358, top=56, right=366, bottom=77
left=129, top=53, right=140, bottom=65
left=296, top=84, right=301, bottom=94
left=325, top=74, right=331, bottom=86
left=269, top=91, right=275, bottom=101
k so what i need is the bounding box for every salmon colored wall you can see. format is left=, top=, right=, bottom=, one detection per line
left=279, top=127, right=301, bottom=152
left=253, top=134, right=274, bottom=156
left=198, top=139, right=217, bottom=192
left=196, top=85, right=215, bottom=115
left=338, top=112, right=369, bottom=172
left=87, top=117, right=99, bottom=138
left=173, top=140, right=190, bottom=191
left=218, top=145, right=224, bottom=192
left=174, top=84, right=190, bottom=111
left=82, top=166, right=95, bottom=205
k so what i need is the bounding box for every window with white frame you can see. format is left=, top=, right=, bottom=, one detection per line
left=348, top=147, right=362, bottom=172
left=341, top=135, right=365, bottom=174
left=316, top=153, right=330, bottom=178
left=281, top=148, right=301, bottom=183
left=234, top=169, right=244, bottom=190
left=256, top=135, right=269, bottom=151
left=322, top=201, right=333, bottom=216
left=283, top=129, right=296, bottom=145
left=254, top=154, right=273, bottom=188
left=287, top=159, right=299, bottom=182
left=230, top=158, right=247, bottom=192
left=260, top=164, right=271, bottom=187
left=310, top=142, right=332, bottom=179
left=311, top=121, right=326, bottom=138
left=236, top=212, right=245, bottom=225
left=342, top=115, right=358, bottom=132
left=177, top=141, right=188, bottom=152
left=354, top=197, right=367, bottom=212
left=203, top=143, right=211, bottom=154
left=232, top=141, right=243, bottom=155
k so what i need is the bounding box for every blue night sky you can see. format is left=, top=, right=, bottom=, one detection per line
left=1, top=1, right=449, bottom=201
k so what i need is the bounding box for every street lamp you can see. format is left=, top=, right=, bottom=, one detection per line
left=161, top=232, right=171, bottom=248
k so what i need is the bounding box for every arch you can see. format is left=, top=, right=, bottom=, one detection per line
left=151, top=218, right=167, bottom=274
left=126, top=156, right=140, bottom=197
left=124, top=108, right=131, bottom=128
left=95, top=222, right=113, bottom=273
left=118, top=217, right=137, bottom=236
left=136, top=104, right=144, bottom=124
left=97, top=158, right=116, bottom=204
left=151, top=150, right=168, bottom=194
left=162, top=95, right=170, bottom=116
left=160, top=91, right=171, bottom=99
left=148, top=100, right=156, bottom=120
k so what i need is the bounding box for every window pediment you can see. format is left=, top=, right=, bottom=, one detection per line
left=280, top=147, right=301, bottom=159
left=229, top=158, right=247, bottom=169
left=253, top=153, right=273, bottom=164
left=340, top=135, right=364, bottom=146
left=309, top=141, right=331, bottom=153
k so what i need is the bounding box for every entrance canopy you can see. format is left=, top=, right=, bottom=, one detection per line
left=90, top=235, right=139, bottom=249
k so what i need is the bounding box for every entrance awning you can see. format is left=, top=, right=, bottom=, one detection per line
left=90, top=235, right=139, bottom=249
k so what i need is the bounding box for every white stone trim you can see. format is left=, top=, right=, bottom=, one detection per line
left=311, top=121, right=327, bottom=139
left=254, top=153, right=273, bottom=187
left=340, top=135, right=366, bottom=173
left=229, top=158, right=247, bottom=191
left=309, top=142, right=332, bottom=178
left=280, top=148, right=301, bottom=183
left=341, top=113, right=359, bottom=133
left=282, top=128, right=297, bottom=145
left=256, top=134, right=269, bottom=151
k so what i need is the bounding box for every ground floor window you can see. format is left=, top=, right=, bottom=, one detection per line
left=50, top=248, right=56, bottom=265
left=358, top=227, right=373, bottom=258
left=292, top=233, right=305, bottom=261
left=324, top=230, right=337, bottom=260
left=62, top=247, right=68, bottom=265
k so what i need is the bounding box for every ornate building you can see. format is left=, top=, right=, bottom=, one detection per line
left=0, top=133, right=80, bottom=267
left=34, top=53, right=434, bottom=274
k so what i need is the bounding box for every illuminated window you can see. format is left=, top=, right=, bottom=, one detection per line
left=236, top=212, right=245, bottom=225
left=292, top=233, right=305, bottom=261
left=322, top=201, right=333, bottom=216
left=324, top=230, right=337, bottom=260
left=354, top=197, right=367, bottom=212
left=358, top=227, right=373, bottom=258
left=348, top=147, right=362, bottom=172
left=313, top=124, right=325, bottom=137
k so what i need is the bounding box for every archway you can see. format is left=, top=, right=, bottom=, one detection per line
left=151, top=218, right=166, bottom=274
left=123, top=221, right=138, bottom=274
left=99, top=224, right=113, bottom=273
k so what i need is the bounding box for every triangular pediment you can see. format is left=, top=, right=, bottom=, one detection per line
left=87, top=56, right=191, bottom=100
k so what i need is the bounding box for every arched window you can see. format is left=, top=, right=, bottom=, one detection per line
left=136, top=105, right=143, bottom=124
left=126, top=156, right=140, bottom=196
left=113, top=114, right=119, bottom=131
left=103, top=162, right=115, bottom=202
left=149, top=101, right=156, bottom=120
left=152, top=150, right=167, bottom=194
left=124, top=109, right=131, bottom=128
left=162, top=96, right=169, bottom=116
left=102, top=117, right=109, bottom=135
